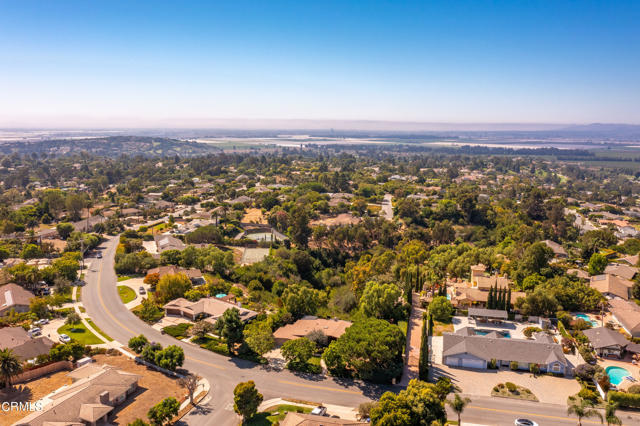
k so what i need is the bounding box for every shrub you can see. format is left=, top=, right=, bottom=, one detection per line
left=505, top=382, right=517, bottom=392
left=128, top=335, right=149, bottom=353
left=574, top=363, right=597, bottom=381
left=529, top=363, right=540, bottom=375
left=509, top=361, right=518, bottom=370
left=578, top=388, right=599, bottom=403
left=523, top=326, right=542, bottom=339
left=489, top=358, right=497, bottom=369
left=628, top=384, right=640, bottom=394
left=609, top=390, right=640, bottom=408
left=493, top=386, right=500, bottom=392
left=578, top=345, right=595, bottom=364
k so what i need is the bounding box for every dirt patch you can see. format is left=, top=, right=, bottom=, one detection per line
left=243, top=208, right=267, bottom=224
left=90, top=354, right=185, bottom=425
left=0, top=370, right=73, bottom=425
left=311, top=213, right=361, bottom=227
left=42, top=238, right=67, bottom=251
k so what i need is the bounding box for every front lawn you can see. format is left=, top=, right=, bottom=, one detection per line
left=162, top=323, right=192, bottom=340
left=57, top=322, right=103, bottom=345
left=246, top=404, right=312, bottom=426
left=117, top=285, right=137, bottom=304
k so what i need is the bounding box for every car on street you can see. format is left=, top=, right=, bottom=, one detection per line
left=139, top=286, right=146, bottom=294
left=311, top=406, right=327, bottom=416
left=515, top=419, right=538, bottom=426
left=34, top=318, right=49, bottom=326
left=97, top=252, right=102, bottom=258
left=28, top=327, right=42, bottom=336
left=59, top=334, right=71, bottom=343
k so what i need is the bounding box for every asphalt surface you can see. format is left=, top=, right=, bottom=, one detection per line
left=82, top=235, right=640, bottom=426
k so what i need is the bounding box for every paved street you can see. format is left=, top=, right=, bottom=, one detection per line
left=81, top=236, right=640, bottom=426
left=81, top=236, right=383, bottom=426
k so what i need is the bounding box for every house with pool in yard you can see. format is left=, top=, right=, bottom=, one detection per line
left=442, top=328, right=572, bottom=375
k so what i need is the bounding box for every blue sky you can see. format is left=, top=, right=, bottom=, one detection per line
left=0, top=1, right=639, bottom=127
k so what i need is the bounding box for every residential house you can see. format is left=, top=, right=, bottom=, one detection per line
left=0, top=283, right=34, bottom=315
left=442, top=332, right=570, bottom=375
left=619, top=254, right=640, bottom=266
left=469, top=264, right=511, bottom=290
left=583, top=327, right=630, bottom=358
left=590, top=274, right=634, bottom=300
left=273, top=316, right=352, bottom=346
left=609, top=298, right=640, bottom=337
left=543, top=240, right=568, bottom=258
left=605, top=264, right=638, bottom=281
left=0, top=327, right=55, bottom=361
left=280, top=412, right=368, bottom=426
left=163, top=297, right=257, bottom=323
left=228, top=195, right=252, bottom=205
left=146, top=265, right=205, bottom=285
left=154, top=234, right=186, bottom=253
left=15, top=364, right=140, bottom=426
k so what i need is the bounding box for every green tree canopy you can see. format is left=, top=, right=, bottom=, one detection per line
left=233, top=380, right=263, bottom=423
left=370, top=379, right=446, bottom=426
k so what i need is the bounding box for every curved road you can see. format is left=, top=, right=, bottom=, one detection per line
left=82, top=236, right=384, bottom=425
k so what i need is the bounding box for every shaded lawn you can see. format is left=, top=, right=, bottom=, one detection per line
left=57, top=322, right=102, bottom=345
left=246, top=404, right=312, bottom=426
left=118, top=285, right=137, bottom=304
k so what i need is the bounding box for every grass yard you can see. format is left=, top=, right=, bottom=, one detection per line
left=118, top=285, right=137, bottom=304
left=57, top=322, right=103, bottom=345
left=433, top=320, right=454, bottom=336
left=117, top=275, right=132, bottom=282
left=86, top=318, right=113, bottom=341
left=162, top=323, right=192, bottom=340
left=246, top=404, right=312, bottom=426
left=492, top=382, right=538, bottom=402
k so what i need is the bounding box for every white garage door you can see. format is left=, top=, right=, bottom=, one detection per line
left=461, top=358, right=485, bottom=369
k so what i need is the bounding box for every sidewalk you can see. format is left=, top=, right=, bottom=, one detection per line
left=260, top=398, right=359, bottom=420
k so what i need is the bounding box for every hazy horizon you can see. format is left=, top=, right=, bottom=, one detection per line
left=1, top=1, right=639, bottom=127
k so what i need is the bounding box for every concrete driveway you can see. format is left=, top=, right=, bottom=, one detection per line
left=432, top=364, right=580, bottom=404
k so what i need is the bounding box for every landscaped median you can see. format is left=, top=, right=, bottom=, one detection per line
left=118, top=285, right=137, bottom=304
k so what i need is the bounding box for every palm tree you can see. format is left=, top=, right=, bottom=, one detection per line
left=0, top=348, right=23, bottom=389
left=567, top=398, right=603, bottom=426
left=447, top=393, right=471, bottom=425
left=605, top=401, right=622, bottom=426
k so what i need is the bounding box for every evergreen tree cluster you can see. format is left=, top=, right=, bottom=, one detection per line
left=487, top=284, right=511, bottom=312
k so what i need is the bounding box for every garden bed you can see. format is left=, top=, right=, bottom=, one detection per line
left=491, top=382, right=538, bottom=401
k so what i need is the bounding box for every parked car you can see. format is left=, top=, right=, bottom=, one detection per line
left=139, top=286, right=146, bottom=295
left=28, top=327, right=42, bottom=337
left=515, top=419, right=538, bottom=426
left=59, top=334, right=71, bottom=343
left=35, top=318, right=49, bottom=326
left=311, top=406, right=327, bottom=416
left=97, top=252, right=102, bottom=258
left=73, top=280, right=85, bottom=286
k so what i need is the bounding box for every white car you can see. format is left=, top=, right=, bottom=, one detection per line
left=59, top=334, right=71, bottom=343
left=311, top=406, right=327, bottom=416
left=28, top=327, right=42, bottom=336
left=515, top=419, right=538, bottom=426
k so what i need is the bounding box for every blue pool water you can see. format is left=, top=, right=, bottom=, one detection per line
left=475, top=329, right=511, bottom=338
left=575, top=314, right=599, bottom=327
left=606, top=366, right=632, bottom=386
left=215, top=293, right=227, bottom=298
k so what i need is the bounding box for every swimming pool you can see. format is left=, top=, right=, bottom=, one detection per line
left=606, top=366, right=632, bottom=386
left=215, top=293, right=227, bottom=298
left=575, top=314, right=599, bottom=327
left=475, top=329, right=511, bottom=338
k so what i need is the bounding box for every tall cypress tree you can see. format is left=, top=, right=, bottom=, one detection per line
left=506, top=288, right=512, bottom=313
left=487, top=285, right=494, bottom=309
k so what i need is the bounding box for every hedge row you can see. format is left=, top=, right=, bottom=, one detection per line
left=609, top=391, right=640, bottom=408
